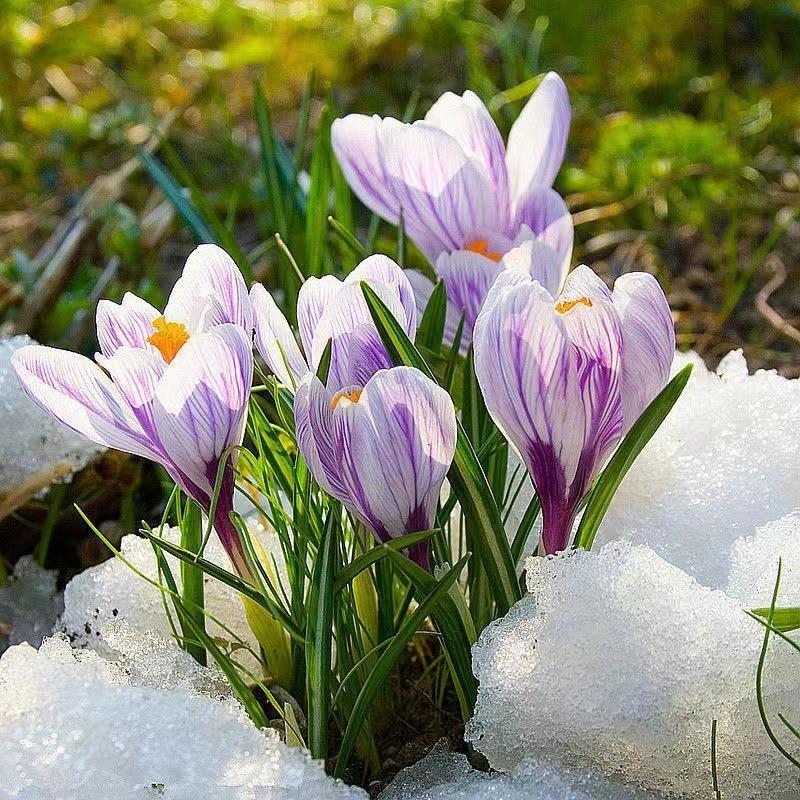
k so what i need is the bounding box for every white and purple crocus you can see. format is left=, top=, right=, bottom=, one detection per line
left=473, top=265, right=675, bottom=555
left=251, top=254, right=416, bottom=392
left=332, top=73, right=573, bottom=341
left=251, top=254, right=456, bottom=570
left=12, top=245, right=256, bottom=579
left=294, top=367, right=457, bottom=570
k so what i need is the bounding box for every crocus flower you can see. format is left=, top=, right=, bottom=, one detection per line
left=294, top=366, right=457, bottom=570
left=473, top=265, right=674, bottom=554
left=332, top=73, right=573, bottom=341
left=251, top=254, right=416, bottom=392
left=12, top=245, right=256, bottom=578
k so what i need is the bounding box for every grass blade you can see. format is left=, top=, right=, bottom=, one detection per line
left=574, top=364, right=693, bottom=551
left=305, top=106, right=332, bottom=276
left=178, top=498, right=206, bottom=665
left=306, top=510, right=339, bottom=758
left=254, top=80, right=288, bottom=237
left=415, top=279, right=447, bottom=353
left=333, top=553, right=470, bottom=777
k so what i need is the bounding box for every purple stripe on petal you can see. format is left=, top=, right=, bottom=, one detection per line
left=425, top=90, right=511, bottom=228
left=11, top=345, right=163, bottom=463
left=96, top=293, right=160, bottom=358
left=613, top=271, right=675, bottom=431
left=152, top=324, right=253, bottom=501
left=500, top=238, right=566, bottom=299
left=506, top=71, right=571, bottom=199
left=296, top=275, right=343, bottom=359
left=251, top=283, right=309, bottom=388
left=164, top=245, right=252, bottom=333
left=345, top=255, right=417, bottom=336
left=512, top=187, right=573, bottom=274
left=331, top=114, right=404, bottom=225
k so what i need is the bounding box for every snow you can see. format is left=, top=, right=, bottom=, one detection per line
left=0, top=633, right=365, bottom=799
left=378, top=747, right=666, bottom=799
left=0, top=335, right=101, bottom=516
left=595, top=350, right=800, bottom=588
left=61, top=522, right=282, bottom=677
left=0, top=555, right=63, bottom=653
left=466, top=539, right=800, bottom=799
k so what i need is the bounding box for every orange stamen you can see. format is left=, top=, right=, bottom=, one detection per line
left=330, top=388, right=362, bottom=410
left=147, top=316, right=190, bottom=363
left=465, top=238, right=503, bottom=262
left=555, top=297, right=593, bottom=315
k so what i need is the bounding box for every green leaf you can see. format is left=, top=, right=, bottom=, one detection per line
left=751, top=606, right=800, bottom=633
left=305, top=107, right=332, bottom=277
left=254, top=80, right=288, bottom=237
left=333, top=529, right=438, bottom=594
left=138, top=151, right=217, bottom=245
left=306, top=511, right=338, bottom=759
left=327, top=215, right=368, bottom=260
left=574, top=364, right=693, bottom=551
left=178, top=498, right=206, bottom=665
left=360, top=282, right=520, bottom=616
left=137, top=527, right=304, bottom=643
left=333, top=554, right=470, bottom=777
left=510, top=494, right=541, bottom=565
left=415, top=279, right=447, bottom=353
left=315, top=337, right=333, bottom=384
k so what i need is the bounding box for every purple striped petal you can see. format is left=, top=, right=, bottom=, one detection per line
left=164, top=245, right=252, bottom=333
left=506, top=71, right=570, bottom=198
left=251, top=283, right=309, bottom=388
left=379, top=121, right=501, bottom=260
left=473, top=270, right=586, bottom=554
left=612, top=272, right=675, bottom=430
left=512, top=187, right=573, bottom=273
left=96, top=293, right=161, bottom=358
left=344, top=325, right=393, bottom=387
left=295, top=368, right=456, bottom=553
left=435, top=250, right=503, bottom=338
left=11, top=345, right=163, bottom=463
left=500, top=238, right=566, bottom=298
left=425, top=90, right=510, bottom=227
left=296, top=275, right=343, bottom=358
left=345, top=254, right=417, bottom=336
left=331, top=114, right=404, bottom=225
left=557, top=266, right=624, bottom=481
left=152, top=324, right=253, bottom=500
left=311, top=281, right=407, bottom=391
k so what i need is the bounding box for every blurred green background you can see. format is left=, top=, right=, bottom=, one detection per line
left=1, top=0, right=799, bottom=372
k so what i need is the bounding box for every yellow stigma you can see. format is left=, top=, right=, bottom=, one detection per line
left=147, top=316, right=190, bottom=363
left=466, top=238, right=503, bottom=262
left=555, top=296, right=593, bottom=315
left=330, top=388, right=362, bottom=410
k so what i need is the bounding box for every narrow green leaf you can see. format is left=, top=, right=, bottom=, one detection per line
left=333, top=554, right=470, bottom=777
left=137, top=527, right=304, bottom=643
left=305, top=107, right=332, bottom=276
left=415, top=279, right=447, bottom=353
left=574, top=364, right=693, bottom=551
left=751, top=606, right=800, bottom=633
left=138, top=151, right=217, bottom=244
left=254, top=80, right=288, bottom=237
left=306, top=511, right=338, bottom=759
left=333, top=529, right=438, bottom=594
left=315, top=337, right=333, bottom=384
left=360, top=282, right=520, bottom=615
left=178, top=499, right=206, bottom=665
left=510, top=494, right=541, bottom=566
left=328, top=215, right=368, bottom=259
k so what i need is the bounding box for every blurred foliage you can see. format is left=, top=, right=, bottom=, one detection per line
left=0, top=0, right=799, bottom=370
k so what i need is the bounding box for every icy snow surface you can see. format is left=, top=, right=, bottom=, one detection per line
left=466, top=539, right=800, bottom=799
left=0, top=555, right=63, bottom=653
left=0, top=633, right=365, bottom=799
left=378, top=748, right=666, bottom=800
left=62, top=519, right=283, bottom=676
left=0, top=335, right=101, bottom=516
left=595, top=350, right=800, bottom=587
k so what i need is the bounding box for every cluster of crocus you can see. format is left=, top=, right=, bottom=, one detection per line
left=332, top=72, right=573, bottom=342
left=472, top=265, right=675, bottom=554
left=13, top=245, right=256, bottom=578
